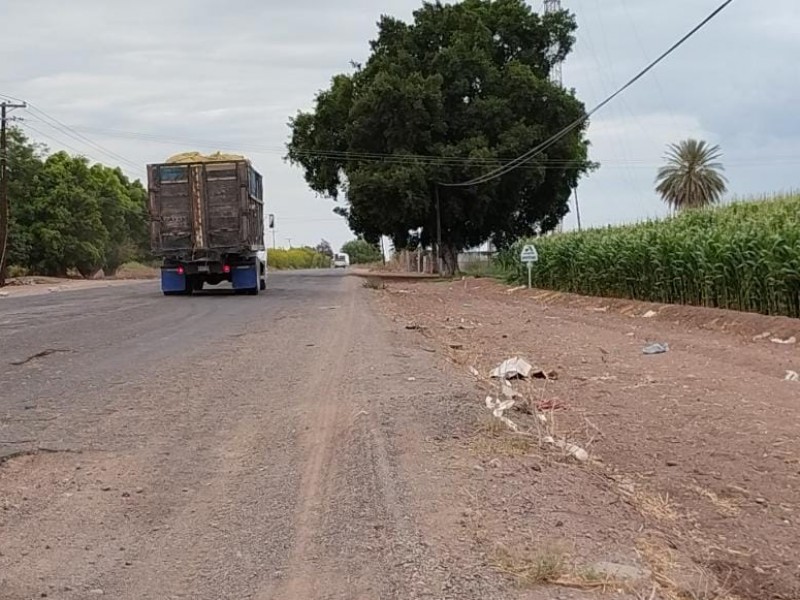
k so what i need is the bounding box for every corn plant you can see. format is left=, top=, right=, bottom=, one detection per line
left=507, top=194, right=800, bottom=318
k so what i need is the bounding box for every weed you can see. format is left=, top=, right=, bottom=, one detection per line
left=472, top=415, right=535, bottom=456
left=492, top=545, right=626, bottom=591
left=362, top=277, right=385, bottom=290
left=492, top=545, right=568, bottom=585
left=689, top=485, right=741, bottom=517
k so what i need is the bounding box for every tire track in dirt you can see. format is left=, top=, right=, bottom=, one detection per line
left=265, top=281, right=359, bottom=599
left=304, top=291, right=423, bottom=599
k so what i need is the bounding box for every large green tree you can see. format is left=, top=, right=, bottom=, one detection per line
left=287, top=0, right=592, bottom=274
left=4, top=128, right=45, bottom=279
left=2, top=127, right=150, bottom=281
left=655, top=139, right=728, bottom=212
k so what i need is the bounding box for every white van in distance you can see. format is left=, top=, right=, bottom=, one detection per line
left=333, top=253, right=350, bottom=269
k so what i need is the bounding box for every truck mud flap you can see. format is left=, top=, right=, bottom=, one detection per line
left=162, top=269, right=189, bottom=294
left=231, top=264, right=259, bottom=293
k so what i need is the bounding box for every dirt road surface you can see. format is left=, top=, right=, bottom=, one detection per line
left=1, top=272, right=522, bottom=600
left=2, top=272, right=798, bottom=600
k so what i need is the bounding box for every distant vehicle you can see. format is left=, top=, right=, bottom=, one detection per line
left=333, top=253, right=350, bottom=269
left=147, top=153, right=272, bottom=296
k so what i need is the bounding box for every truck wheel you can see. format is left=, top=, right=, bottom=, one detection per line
left=191, top=276, right=204, bottom=292
left=259, top=278, right=266, bottom=291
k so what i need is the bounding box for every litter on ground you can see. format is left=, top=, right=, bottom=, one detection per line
left=543, top=436, right=589, bottom=462
left=491, top=357, right=534, bottom=379
left=643, top=343, right=669, bottom=355
left=485, top=396, right=520, bottom=432
left=490, top=357, right=558, bottom=380
left=786, top=371, right=799, bottom=382
left=771, top=336, right=797, bottom=345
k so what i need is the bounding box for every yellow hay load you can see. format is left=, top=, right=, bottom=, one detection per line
left=165, top=151, right=248, bottom=164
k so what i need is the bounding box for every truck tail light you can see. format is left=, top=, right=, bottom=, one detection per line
left=176, top=265, right=185, bottom=275
left=222, top=264, right=231, bottom=274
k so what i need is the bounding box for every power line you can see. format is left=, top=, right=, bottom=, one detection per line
left=28, top=120, right=793, bottom=169
left=441, top=0, right=736, bottom=188
left=25, top=108, right=141, bottom=171
left=47, top=123, right=593, bottom=165
left=0, top=92, right=140, bottom=171
left=21, top=121, right=106, bottom=161
left=17, top=118, right=798, bottom=170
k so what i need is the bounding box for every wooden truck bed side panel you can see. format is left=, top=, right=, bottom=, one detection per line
left=148, top=161, right=264, bottom=255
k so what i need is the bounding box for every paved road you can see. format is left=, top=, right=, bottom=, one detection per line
left=0, top=272, right=504, bottom=600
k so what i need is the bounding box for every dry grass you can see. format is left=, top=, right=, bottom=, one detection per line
left=491, top=545, right=626, bottom=591
left=612, top=474, right=679, bottom=523
left=688, top=485, right=741, bottom=517
left=491, top=544, right=569, bottom=585
left=633, top=490, right=680, bottom=522
left=472, top=416, right=535, bottom=457
left=636, top=537, right=740, bottom=600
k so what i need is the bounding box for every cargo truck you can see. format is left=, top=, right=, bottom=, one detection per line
left=147, top=155, right=271, bottom=296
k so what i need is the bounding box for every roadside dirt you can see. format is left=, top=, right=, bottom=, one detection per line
left=379, top=278, right=800, bottom=600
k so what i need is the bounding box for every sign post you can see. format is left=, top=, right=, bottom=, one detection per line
left=520, top=244, right=539, bottom=289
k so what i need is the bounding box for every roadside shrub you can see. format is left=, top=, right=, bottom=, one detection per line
left=267, top=248, right=331, bottom=270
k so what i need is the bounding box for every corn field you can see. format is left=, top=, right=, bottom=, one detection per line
left=506, top=194, right=800, bottom=318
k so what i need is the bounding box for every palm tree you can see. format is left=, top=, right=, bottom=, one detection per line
left=655, top=139, right=727, bottom=212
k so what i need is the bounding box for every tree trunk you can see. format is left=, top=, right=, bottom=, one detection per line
left=440, top=244, right=459, bottom=277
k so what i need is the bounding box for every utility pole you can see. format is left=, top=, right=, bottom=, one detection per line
left=0, top=100, right=27, bottom=287
left=574, top=187, right=582, bottom=231
left=286, top=238, right=292, bottom=249
left=435, top=185, right=442, bottom=274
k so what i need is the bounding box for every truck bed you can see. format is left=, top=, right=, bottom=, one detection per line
left=147, top=160, right=264, bottom=257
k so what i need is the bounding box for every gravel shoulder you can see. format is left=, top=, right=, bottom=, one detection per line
left=378, top=278, right=800, bottom=600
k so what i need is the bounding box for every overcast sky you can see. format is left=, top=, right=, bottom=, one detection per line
left=1, top=0, right=797, bottom=251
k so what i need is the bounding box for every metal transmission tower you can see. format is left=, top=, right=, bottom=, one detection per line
left=543, top=0, right=580, bottom=234
left=543, top=0, right=564, bottom=87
